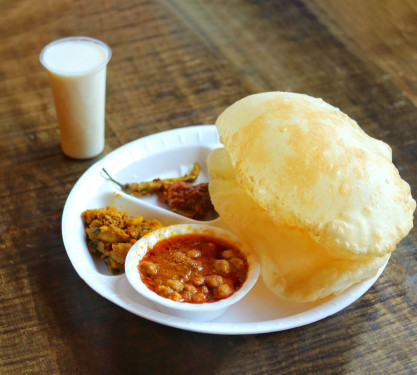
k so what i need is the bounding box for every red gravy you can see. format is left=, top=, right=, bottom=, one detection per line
left=138, top=233, right=248, bottom=303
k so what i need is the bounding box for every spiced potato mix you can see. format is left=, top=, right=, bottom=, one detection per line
left=208, top=92, right=415, bottom=302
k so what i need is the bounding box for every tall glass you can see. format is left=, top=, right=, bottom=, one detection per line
left=40, top=37, right=111, bottom=159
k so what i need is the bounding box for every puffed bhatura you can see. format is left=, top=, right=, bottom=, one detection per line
left=208, top=92, right=415, bottom=302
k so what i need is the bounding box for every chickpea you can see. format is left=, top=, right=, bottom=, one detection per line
left=213, top=259, right=230, bottom=275
left=186, top=249, right=201, bottom=258
left=166, top=279, right=184, bottom=292
left=170, top=292, right=182, bottom=301
left=184, top=283, right=198, bottom=294
left=182, top=291, right=192, bottom=302
left=192, top=293, right=206, bottom=303
left=157, top=285, right=173, bottom=298
left=222, top=250, right=235, bottom=259
left=215, top=283, right=232, bottom=299
left=193, top=276, right=205, bottom=286
left=140, top=261, right=158, bottom=276
left=230, top=257, right=245, bottom=271
left=205, top=275, right=224, bottom=288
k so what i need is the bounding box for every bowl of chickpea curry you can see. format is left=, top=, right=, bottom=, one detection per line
left=125, top=224, right=260, bottom=321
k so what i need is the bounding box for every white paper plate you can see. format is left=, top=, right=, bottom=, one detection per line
left=62, top=125, right=388, bottom=335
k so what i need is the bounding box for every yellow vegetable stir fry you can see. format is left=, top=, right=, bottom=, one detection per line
left=81, top=206, right=163, bottom=274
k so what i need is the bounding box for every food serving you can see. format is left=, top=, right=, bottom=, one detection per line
left=208, top=91, right=415, bottom=302
left=125, top=224, right=260, bottom=321
left=103, top=162, right=215, bottom=220
left=139, top=233, right=249, bottom=303
left=64, top=124, right=403, bottom=332
left=81, top=206, right=163, bottom=274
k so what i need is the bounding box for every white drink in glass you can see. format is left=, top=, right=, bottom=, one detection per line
left=40, top=37, right=111, bottom=159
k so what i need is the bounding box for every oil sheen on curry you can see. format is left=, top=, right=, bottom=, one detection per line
left=138, top=234, right=249, bottom=303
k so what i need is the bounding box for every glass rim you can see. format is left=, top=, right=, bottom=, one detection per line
left=40, top=36, right=112, bottom=76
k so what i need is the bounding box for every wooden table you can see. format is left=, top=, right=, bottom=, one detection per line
left=1, top=1, right=416, bottom=373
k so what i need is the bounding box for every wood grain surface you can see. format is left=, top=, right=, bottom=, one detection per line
left=1, top=0, right=416, bottom=374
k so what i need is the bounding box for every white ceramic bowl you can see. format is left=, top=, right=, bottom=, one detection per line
left=125, top=224, right=260, bottom=321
